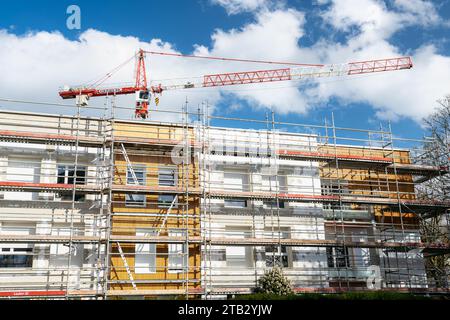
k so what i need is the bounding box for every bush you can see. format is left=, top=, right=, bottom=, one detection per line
left=256, top=267, right=294, bottom=296
left=233, top=292, right=436, bottom=300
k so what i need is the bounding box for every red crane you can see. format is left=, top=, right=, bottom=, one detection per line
left=59, top=49, right=413, bottom=119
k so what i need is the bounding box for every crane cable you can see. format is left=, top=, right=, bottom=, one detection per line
left=144, top=50, right=324, bottom=67
left=77, top=50, right=325, bottom=90
left=84, top=54, right=136, bottom=88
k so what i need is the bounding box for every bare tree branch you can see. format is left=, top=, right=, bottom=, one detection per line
left=417, top=95, right=450, bottom=288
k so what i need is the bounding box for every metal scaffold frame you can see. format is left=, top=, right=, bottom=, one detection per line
left=0, top=98, right=113, bottom=299
left=198, top=104, right=450, bottom=295
left=0, top=96, right=448, bottom=299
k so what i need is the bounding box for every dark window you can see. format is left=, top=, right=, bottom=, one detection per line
left=326, top=247, right=334, bottom=267
left=139, top=90, right=149, bottom=100
left=158, top=168, right=176, bottom=186
left=265, top=245, right=288, bottom=268
left=321, top=180, right=352, bottom=210
left=125, top=194, right=146, bottom=207
left=263, top=200, right=285, bottom=209
left=125, top=166, right=146, bottom=206
left=224, top=199, right=247, bottom=208
left=57, top=165, right=86, bottom=201
left=158, top=194, right=176, bottom=208
left=57, top=165, right=86, bottom=185
left=326, top=247, right=349, bottom=268
left=58, top=192, right=85, bottom=201
left=0, top=248, right=33, bottom=268
left=126, top=166, right=145, bottom=185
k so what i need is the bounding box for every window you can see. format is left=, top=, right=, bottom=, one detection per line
left=265, top=245, right=289, bottom=268
left=137, top=90, right=150, bottom=101
left=168, top=230, right=186, bottom=273
left=6, top=158, right=40, bottom=201
left=262, top=175, right=286, bottom=192
left=49, top=226, right=83, bottom=267
left=125, top=193, right=146, bottom=207
left=298, top=166, right=319, bottom=177
left=326, top=247, right=349, bottom=268
left=158, top=194, right=176, bottom=208
left=321, top=180, right=350, bottom=210
left=57, top=165, right=86, bottom=201
left=0, top=225, right=34, bottom=268
left=321, top=180, right=347, bottom=196
left=135, top=229, right=156, bottom=274
left=224, top=199, right=247, bottom=208
left=7, top=159, right=39, bottom=182
left=263, top=228, right=290, bottom=267
left=125, top=166, right=146, bottom=206
left=224, top=172, right=248, bottom=191
left=159, top=167, right=176, bottom=186
left=351, top=232, right=370, bottom=267
left=225, top=227, right=253, bottom=268
left=57, top=165, right=86, bottom=184
left=126, top=166, right=145, bottom=185
left=0, top=248, right=33, bottom=268
left=263, top=200, right=285, bottom=209
left=226, top=246, right=249, bottom=267
left=323, top=202, right=352, bottom=211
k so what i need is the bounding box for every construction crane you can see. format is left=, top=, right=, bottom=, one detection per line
left=59, top=49, right=413, bottom=119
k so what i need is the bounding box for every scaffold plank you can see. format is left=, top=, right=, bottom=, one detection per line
left=277, top=149, right=393, bottom=163
left=114, top=136, right=199, bottom=147
left=207, top=190, right=450, bottom=209
left=0, top=129, right=104, bottom=146
left=0, top=181, right=104, bottom=193
left=1, top=234, right=447, bottom=253
left=111, top=184, right=201, bottom=194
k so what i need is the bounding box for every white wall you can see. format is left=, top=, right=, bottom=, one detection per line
left=0, top=135, right=105, bottom=293
left=199, top=127, right=328, bottom=289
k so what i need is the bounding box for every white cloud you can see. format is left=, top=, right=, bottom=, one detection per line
left=0, top=8, right=315, bottom=119
left=209, top=9, right=306, bottom=60
left=393, top=0, right=442, bottom=26
left=197, top=8, right=316, bottom=114
left=211, top=0, right=274, bottom=15
left=304, top=44, right=450, bottom=122
left=319, top=0, right=442, bottom=41
left=0, top=0, right=449, bottom=124
left=0, top=29, right=223, bottom=122
left=201, top=1, right=450, bottom=121
left=320, top=0, right=399, bottom=36
left=307, top=0, right=450, bottom=122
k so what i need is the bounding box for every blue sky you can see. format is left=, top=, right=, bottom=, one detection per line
left=0, top=0, right=449, bottom=145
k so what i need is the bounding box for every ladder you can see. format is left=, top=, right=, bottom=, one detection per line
left=157, top=196, right=178, bottom=236
left=118, top=144, right=138, bottom=290
left=121, top=143, right=139, bottom=185
left=117, top=242, right=137, bottom=290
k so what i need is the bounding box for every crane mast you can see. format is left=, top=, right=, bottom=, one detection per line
left=58, top=50, right=413, bottom=119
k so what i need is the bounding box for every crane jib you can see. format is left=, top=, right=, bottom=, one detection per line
left=202, top=68, right=291, bottom=87
left=347, top=56, right=413, bottom=75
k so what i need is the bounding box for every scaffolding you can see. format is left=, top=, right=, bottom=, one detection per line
left=0, top=97, right=448, bottom=299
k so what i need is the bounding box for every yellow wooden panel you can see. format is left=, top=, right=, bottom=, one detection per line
left=319, top=145, right=417, bottom=223
left=110, top=126, right=201, bottom=292
left=113, top=122, right=193, bottom=142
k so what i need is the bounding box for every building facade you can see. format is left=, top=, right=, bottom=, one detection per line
left=0, top=109, right=448, bottom=299
left=109, top=121, right=201, bottom=296
left=200, top=127, right=328, bottom=294
left=0, top=111, right=108, bottom=297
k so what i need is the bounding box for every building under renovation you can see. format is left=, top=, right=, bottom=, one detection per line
left=0, top=101, right=448, bottom=299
